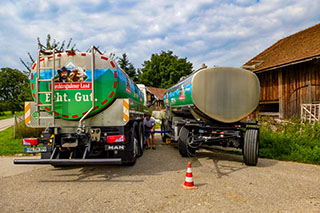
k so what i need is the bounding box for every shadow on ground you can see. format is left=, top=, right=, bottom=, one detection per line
left=197, top=145, right=278, bottom=168
left=39, top=136, right=277, bottom=183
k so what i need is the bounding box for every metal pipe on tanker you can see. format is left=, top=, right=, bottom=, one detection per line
left=36, top=47, right=40, bottom=126
left=52, top=49, right=55, bottom=126
left=78, top=46, right=96, bottom=128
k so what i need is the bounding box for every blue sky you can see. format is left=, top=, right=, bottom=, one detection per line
left=0, top=0, right=319, bottom=71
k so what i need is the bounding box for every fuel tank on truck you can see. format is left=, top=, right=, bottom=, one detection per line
left=164, top=66, right=260, bottom=123
left=30, top=52, right=144, bottom=120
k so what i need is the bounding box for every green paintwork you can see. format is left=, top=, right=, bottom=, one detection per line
left=163, top=74, right=194, bottom=107
left=30, top=67, right=144, bottom=120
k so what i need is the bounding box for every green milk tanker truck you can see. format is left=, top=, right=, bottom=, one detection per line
left=14, top=45, right=148, bottom=166
left=161, top=66, right=261, bottom=166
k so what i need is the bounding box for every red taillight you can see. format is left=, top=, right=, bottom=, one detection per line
left=220, top=132, right=225, bottom=135
left=22, top=138, right=38, bottom=146
left=107, top=135, right=125, bottom=143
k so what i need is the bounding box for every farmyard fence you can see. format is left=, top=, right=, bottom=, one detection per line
left=301, top=104, right=320, bottom=123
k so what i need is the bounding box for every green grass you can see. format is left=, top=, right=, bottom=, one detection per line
left=0, top=111, right=24, bottom=120
left=1, top=115, right=320, bottom=165
left=15, top=119, right=44, bottom=139
left=259, top=119, right=320, bottom=164
left=155, top=122, right=161, bottom=129
left=0, top=120, right=43, bottom=156
left=0, top=126, right=25, bottom=155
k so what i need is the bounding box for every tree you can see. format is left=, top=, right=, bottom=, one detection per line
left=20, top=34, right=76, bottom=75
left=117, top=53, right=138, bottom=82
left=139, top=50, right=193, bottom=89
left=109, top=52, right=117, bottom=61
left=0, top=68, right=32, bottom=114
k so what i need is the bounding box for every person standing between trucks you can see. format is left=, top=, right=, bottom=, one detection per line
left=144, top=113, right=156, bottom=150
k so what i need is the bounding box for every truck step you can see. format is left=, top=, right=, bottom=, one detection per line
left=13, top=158, right=122, bottom=165
left=38, top=79, right=53, bottom=82
left=39, top=66, right=56, bottom=70
left=38, top=91, right=53, bottom=94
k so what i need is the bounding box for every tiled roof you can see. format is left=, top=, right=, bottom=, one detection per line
left=244, top=23, right=320, bottom=72
left=146, top=86, right=166, bottom=100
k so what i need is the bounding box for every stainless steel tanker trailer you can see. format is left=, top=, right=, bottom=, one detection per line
left=161, top=66, right=261, bottom=166
left=14, top=45, right=148, bottom=166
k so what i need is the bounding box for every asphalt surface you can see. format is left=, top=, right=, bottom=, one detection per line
left=0, top=118, right=14, bottom=131
left=1, top=135, right=320, bottom=212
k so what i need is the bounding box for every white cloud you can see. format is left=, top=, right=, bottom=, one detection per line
left=0, top=0, right=319, bottom=72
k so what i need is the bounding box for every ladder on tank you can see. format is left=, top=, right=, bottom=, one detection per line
left=35, top=43, right=60, bottom=126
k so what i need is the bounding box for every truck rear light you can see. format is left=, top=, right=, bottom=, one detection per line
left=107, top=135, right=125, bottom=143
left=22, top=138, right=38, bottom=146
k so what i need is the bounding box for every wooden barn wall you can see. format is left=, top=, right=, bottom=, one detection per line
left=256, top=71, right=278, bottom=103
left=255, top=58, right=320, bottom=119
left=280, top=59, right=320, bottom=118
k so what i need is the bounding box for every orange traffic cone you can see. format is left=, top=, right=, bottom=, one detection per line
left=181, top=162, right=198, bottom=190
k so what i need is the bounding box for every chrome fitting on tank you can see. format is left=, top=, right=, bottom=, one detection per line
left=89, top=128, right=101, bottom=142
left=76, top=127, right=85, bottom=135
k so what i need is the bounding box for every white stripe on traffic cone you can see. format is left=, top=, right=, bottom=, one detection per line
left=181, top=162, right=198, bottom=190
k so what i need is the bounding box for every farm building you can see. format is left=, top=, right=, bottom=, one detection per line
left=243, top=23, right=320, bottom=120
left=145, top=86, right=166, bottom=111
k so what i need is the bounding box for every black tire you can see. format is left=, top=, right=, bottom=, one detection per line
left=124, top=122, right=139, bottom=166
left=161, top=120, right=169, bottom=143
left=243, top=129, right=259, bottom=166
left=178, top=127, right=196, bottom=157
left=137, top=122, right=144, bottom=157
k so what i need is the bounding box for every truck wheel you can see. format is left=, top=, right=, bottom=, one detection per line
left=178, top=127, right=196, bottom=157
left=137, top=122, right=144, bottom=157
left=132, top=123, right=139, bottom=160
left=161, top=120, right=169, bottom=143
left=124, top=122, right=139, bottom=166
left=243, top=129, right=259, bottom=166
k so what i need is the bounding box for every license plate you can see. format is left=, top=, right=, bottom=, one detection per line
left=25, top=146, right=47, bottom=153
left=105, top=145, right=125, bottom=151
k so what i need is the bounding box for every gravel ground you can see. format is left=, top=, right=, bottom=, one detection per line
left=1, top=135, right=320, bottom=212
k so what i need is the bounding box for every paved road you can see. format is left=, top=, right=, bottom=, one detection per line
left=0, top=118, right=14, bottom=131
left=0, top=156, right=40, bottom=178
left=1, top=135, right=320, bottom=212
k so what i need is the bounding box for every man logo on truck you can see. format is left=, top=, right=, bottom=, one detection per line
left=105, top=145, right=125, bottom=150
